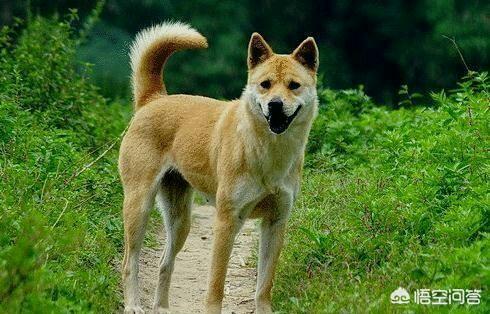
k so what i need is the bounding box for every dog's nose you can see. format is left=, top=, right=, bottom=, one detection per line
left=267, top=98, right=283, bottom=114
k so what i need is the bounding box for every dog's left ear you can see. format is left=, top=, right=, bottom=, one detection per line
left=292, top=37, right=319, bottom=72
left=248, top=33, right=273, bottom=69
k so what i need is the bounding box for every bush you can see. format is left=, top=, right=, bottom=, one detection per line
left=275, top=72, right=489, bottom=313
left=0, top=15, right=130, bottom=312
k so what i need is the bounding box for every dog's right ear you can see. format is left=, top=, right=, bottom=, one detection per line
left=248, top=33, right=273, bottom=69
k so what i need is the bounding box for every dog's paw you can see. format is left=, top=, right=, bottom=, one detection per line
left=256, top=303, right=273, bottom=314
left=205, top=303, right=222, bottom=314
left=153, top=307, right=171, bottom=314
left=124, top=306, right=145, bottom=314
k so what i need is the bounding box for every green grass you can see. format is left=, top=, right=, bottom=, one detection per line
left=0, top=14, right=488, bottom=314
left=0, top=16, right=130, bottom=312
left=274, top=74, right=489, bottom=313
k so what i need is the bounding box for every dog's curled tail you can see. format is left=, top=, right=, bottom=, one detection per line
left=129, top=22, right=208, bottom=110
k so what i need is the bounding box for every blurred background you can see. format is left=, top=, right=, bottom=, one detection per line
left=1, top=0, right=489, bottom=104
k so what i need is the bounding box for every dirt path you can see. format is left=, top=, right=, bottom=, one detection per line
left=138, top=205, right=257, bottom=313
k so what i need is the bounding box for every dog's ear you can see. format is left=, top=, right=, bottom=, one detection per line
left=292, top=37, right=319, bottom=72
left=248, top=33, right=273, bottom=69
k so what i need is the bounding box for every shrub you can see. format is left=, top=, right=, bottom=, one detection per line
left=0, top=15, right=130, bottom=312
left=276, top=72, right=489, bottom=313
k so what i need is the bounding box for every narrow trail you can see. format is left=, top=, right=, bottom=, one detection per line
left=138, top=205, right=257, bottom=313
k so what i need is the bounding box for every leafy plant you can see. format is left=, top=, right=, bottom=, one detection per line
left=0, top=15, right=130, bottom=312
left=398, top=84, right=423, bottom=107
left=276, top=73, right=489, bottom=313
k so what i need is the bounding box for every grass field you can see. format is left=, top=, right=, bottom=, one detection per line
left=275, top=79, right=489, bottom=313
left=0, top=16, right=488, bottom=313
left=0, top=17, right=130, bottom=312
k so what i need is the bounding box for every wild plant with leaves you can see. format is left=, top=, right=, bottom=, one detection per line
left=275, top=72, right=489, bottom=313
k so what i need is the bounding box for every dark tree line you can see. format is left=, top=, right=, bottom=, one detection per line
left=2, top=0, right=489, bottom=103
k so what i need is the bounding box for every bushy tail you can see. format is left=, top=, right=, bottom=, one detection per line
left=129, top=22, right=208, bottom=110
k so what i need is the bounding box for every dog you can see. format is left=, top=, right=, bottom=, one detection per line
left=119, top=22, right=319, bottom=314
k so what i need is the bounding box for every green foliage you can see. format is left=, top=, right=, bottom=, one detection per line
left=4, top=1, right=488, bottom=102
left=0, top=15, right=130, bottom=312
left=275, top=73, right=489, bottom=313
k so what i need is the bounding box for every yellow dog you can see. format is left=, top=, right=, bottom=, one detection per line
left=119, top=22, right=319, bottom=314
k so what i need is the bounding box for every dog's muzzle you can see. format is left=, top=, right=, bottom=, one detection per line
left=266, top=100, right=302, bottom=134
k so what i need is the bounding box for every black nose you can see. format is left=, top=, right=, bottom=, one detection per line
left=267, top=99, right=283, bottom=114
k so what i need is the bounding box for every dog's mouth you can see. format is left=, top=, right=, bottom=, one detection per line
left=266, top=105, right=302, bottom=134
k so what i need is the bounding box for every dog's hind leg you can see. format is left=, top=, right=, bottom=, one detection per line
left=121, top=141, right=165, bottom=314
left=122, top=180, right=158, bottom=314
left=153, top=170, right=193, bottom=313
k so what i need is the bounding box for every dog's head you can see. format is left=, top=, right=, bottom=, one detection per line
left=243, top=33, right=319, bottom=135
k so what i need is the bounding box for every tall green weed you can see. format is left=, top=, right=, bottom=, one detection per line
left=0, top=15, right=129, bottom=312
left=276, top=73, right=489, bottom=313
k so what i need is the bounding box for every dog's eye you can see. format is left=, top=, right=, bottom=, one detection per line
left=288, top=81, right=301, bottom=90
left=260, top=80, right=271, bottom=89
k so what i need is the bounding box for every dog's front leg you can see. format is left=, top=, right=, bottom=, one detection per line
left=206, top=213, right=242, bottom=313
left=206, top=182, right=263, bottom=314
left=255, top=191, right=293, bottom=314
